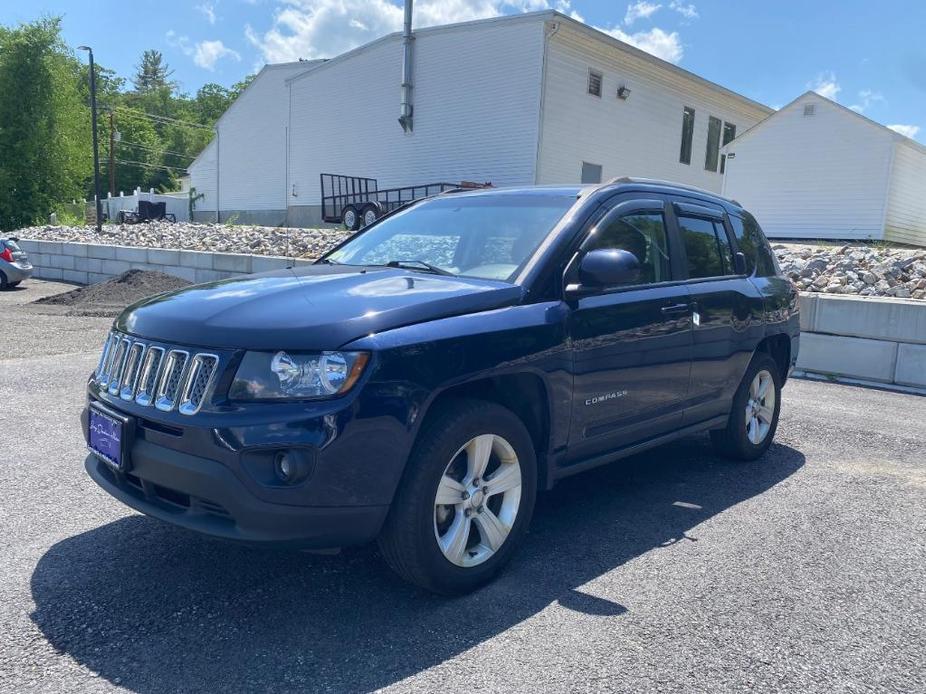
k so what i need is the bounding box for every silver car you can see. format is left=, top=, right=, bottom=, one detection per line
left=0, top=238, right=33, bottom=289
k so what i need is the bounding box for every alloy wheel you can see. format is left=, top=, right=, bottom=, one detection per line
left=745, top=369, right=776, bottom=445
left=433, top=434, right=522, bottom=567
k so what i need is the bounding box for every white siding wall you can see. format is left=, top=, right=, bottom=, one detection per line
left=722, top=94, right=894, bottom=240
left=217, top=63, right=309, bottom=213
left=536, top=24, right=770, bottom=192
left=188, top=139, right=216, bottom=218
left=884, top=141, right=926, bottom=246
left=287, top=17, right=545, bottom=207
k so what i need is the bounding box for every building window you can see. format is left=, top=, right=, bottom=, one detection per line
left=581, top=162, right=602, bottom=184
left=720, top=122, right=736, bottom=173
left=704, top=116, right=721, bottom=172
left=679, top=107, right=695, bottom=165
left=587, top=69, right=602, bottom=97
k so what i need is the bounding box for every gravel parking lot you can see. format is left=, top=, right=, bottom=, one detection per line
left=1, top=280, right=924, bottom=693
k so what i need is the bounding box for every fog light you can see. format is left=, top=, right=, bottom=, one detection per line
left=274, top=451, right=296, bottom=482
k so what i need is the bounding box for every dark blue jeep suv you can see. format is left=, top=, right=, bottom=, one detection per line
left=83, top=178, right=799, bottom=594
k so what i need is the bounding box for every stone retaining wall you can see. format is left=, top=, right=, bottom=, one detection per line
left=797, top=294, right=926, bottom=388
left=17, top=238, right=313, bottom=285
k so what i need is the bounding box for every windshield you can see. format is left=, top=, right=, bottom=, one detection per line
left=324, top=193, right=576, bottom=281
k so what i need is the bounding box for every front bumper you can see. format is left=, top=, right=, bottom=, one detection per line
left=81, top=385, right=408, bottom=548
left=1, top=260, right=32, bottom=283
left=85, top=452, right=388, bottom=548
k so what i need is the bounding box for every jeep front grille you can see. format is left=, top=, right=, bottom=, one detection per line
left=93, top=332, right=219, bottom=415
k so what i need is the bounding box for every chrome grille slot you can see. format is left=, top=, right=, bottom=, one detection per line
left=119, top=343, right=146, bottom=400
left=94, top=333, right=221, bottom=416
left=107, top=338, right=131, bottom=395
left=155, top=350, right=190, bottom=412
left=96, top=332, right=115, bottom=382
left=135, top=346, right=165, bottom=407
left=179, top=354, right=219, bottom=416
left=99, top=333, right=121, bottom=387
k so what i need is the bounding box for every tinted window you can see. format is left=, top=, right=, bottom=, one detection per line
left=588, top=212, right=671, bottom=284
left=679, top=107, right=695, bottom=165
left=679, top=215, right=732, bottom=278
left=729, top=213, right=778, bottom=277
left=704, top=116, right=721, bottom=172
left=720, top=122, right=736, bottom=174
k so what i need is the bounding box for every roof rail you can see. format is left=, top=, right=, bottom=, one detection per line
left=598, top=176, right=742, bottom=208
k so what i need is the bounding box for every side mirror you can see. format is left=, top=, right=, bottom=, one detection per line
left=733, top=251, right=748, bottom=275
left=574, top=248, right=641, bottom=292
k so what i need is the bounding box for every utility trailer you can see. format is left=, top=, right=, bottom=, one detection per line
left=320, top=173, right=488, bottom=229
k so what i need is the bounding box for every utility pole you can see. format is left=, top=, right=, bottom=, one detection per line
left=78, top=45, right=103, bottom=232
left=108, top=111, right=116, bottom=196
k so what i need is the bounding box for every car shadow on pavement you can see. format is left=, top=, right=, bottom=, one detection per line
left=31, top=436, right=803, bottom=693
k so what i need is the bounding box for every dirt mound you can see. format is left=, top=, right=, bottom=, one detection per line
left=33, top=269, right=192, bottom=317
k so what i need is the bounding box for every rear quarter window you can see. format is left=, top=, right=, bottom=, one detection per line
left=729, top=213, right=778, bottom=277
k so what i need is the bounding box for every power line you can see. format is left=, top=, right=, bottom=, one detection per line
left=114, top=158, right=189, bottom=173
left=118, top=140, right=197, bottom=160
left=104, top=104, right=214, bottom=131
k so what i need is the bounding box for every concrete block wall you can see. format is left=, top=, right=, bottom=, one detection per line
left=18, top=239, right=314, bottom=286
left=797, top=293, right=926, bottom=388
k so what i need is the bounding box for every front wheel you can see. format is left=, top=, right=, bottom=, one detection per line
left=711, top=352, right=782, bottom=460
left=378, top=399, right=537, bottom=594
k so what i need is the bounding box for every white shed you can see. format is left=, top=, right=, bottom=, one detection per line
left=284, top=10, right=772, bottom=225
left=722, top=91, right=926, bottom=246
left=188, top=60, right=324, bottom=224
left=186, top=11, right=772, bottom=226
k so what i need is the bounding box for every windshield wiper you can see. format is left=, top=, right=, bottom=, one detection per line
left=384, top=259, right=454, bottom=276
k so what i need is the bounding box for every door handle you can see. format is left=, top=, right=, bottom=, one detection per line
left=661, top=303, right=690, bottom=315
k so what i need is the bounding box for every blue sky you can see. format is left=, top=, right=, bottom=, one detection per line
left=5, top=0, right=924, bottom=139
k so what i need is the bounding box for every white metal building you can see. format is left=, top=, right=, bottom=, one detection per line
left=188, top=60, right=323, bottom=224
left=191, top=10, right=773, bottom=226
left=722, top=91, right=926, bottom=245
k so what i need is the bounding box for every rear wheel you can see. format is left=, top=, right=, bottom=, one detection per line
left=342, top=205, right=360, bottom=231
left=361, top=205, right=379, bottom=228
left=0, top=271, right=8, bottom=290
left=710, top=352, right=781, bottom=460
left=378, top=399, right=537, bottom=594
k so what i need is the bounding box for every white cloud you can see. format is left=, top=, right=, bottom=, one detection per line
left=669, top=1, right=698, bottom=20
left=887, top=124, right=920, bottom=139
left=849, top=89, right=884, bottom=113
left=624, top=1, right=661, bottom=26
left=194, top=40, right=241, bottom=70
left=246, top=0, right=684, bottom=65
left=598, top=25, right=683, bottom=63
left=197, top=2, right=217, bottom=25
left=808, top=71, right=841, bottom=101
left=168, top=31, right=241, bottom=70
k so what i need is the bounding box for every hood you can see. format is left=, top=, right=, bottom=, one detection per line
left=115, top=265, right=523, bottom=350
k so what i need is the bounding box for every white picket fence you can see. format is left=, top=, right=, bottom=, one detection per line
left=98, top=188, right=189, bottom=223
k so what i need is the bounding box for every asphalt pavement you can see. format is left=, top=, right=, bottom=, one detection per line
left=1, top=280, right=923, bottom=693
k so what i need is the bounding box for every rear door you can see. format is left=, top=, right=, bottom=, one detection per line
left=670, top=200, right=765, bottom=426
left=565, top=195, right=693, bottom=463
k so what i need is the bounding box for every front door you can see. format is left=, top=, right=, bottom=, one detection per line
left=565, top=197, right=693, bottom=464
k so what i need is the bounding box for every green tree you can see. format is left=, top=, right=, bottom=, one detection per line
left=132, top=49, right=175, bottom=93
left=0, top=18, right=90, bottom=230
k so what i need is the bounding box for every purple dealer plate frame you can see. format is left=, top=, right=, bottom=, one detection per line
left=88, top=402, right=133, bottom=471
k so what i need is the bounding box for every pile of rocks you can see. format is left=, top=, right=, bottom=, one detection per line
left=13, top=221, right=352, bottom=260
left=773, top=243, right=926, bottom=299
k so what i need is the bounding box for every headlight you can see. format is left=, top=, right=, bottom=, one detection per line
left=229, top=350, right=370, bottom=400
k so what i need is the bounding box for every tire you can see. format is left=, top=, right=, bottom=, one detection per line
left=0, top=270, right=8, bottom=290
left=710, top=352, right=782, bottom=461
left=378, top=398, right=537, bottom=595
left=360, top=204, right=379, bottom=228
left=342, top=205, right=360, bottom=231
